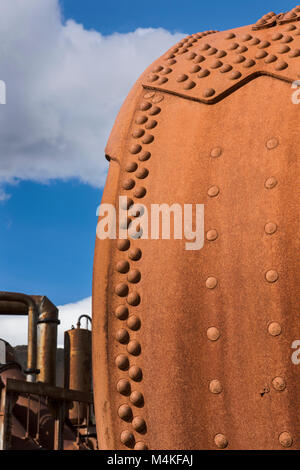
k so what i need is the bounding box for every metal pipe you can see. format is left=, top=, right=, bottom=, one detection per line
left=0, top=292, right=59, bottom=385
left=34, top=296, right=59, bottom=386
left=0, top=292, right=38, bottom=382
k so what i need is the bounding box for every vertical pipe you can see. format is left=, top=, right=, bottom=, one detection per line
left=35, top=297, right=59, bottom=386
left=27, top=306, right=37, bottom=382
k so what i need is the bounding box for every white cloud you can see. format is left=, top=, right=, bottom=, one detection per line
left=0, top=296, right=91, bottom=347
left=0, top=0, right=183, bottom=189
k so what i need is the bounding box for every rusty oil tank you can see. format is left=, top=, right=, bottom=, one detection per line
left=64, top=316, right=92, bottom=424
left=93, top=6, right=300, bottom=450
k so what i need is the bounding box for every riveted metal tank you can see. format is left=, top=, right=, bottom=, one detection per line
left=93, top=6, right=300, bottom=450
left=64, top=316, right=92, bottom=424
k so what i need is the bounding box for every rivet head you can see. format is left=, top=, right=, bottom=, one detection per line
left=256, top=50, right=268, bottom=59
left=117, top=379, right=131, bottom=395
left=130, top=390, right=144, bottom=406
left=127, top=340, right=141, bottom=356
left=243, top=58, right=256, bottom=68
left=130, top=144, right=142, bottom=155
left=120, top=430, right=135, bottom=447
left=132, top=416, right=146, bottom=432
left=127, top=292, right=141, bottom=306
left=279, top=432, right=293, bottom=448
left=144, top=90, right=156, bottom=98
left=134, top=441, right=148, bottom=450
left=115, top=305, right=129, bottom=320
left=272, top=32, right=283, bottom=41
left=227, top=42, right=239, bottom=50
left=115, top=354, right=129, bottom=370
left=127, top=269, right=141, bottom=284
left=139, top=101, right=152, bottom=111
left=116, top=260, right=130, bottom=273
left=214, top=434, right=228, bottom=449
left=266, top=138, right=279, bottom=149
left=135, top=167, right=148, bottom=179
left=198, top=69, right=210, bottom=78
left=220, top=64, right=233, bottom=73
left=129, top=365, right=143, bottom=381
left=268, top=322, right=282, bottom=337
left=210, top=59, right=223, bottom=69
left=127, top=315, right=141, bottom=331
left=115, top=283, right=129, bottom=297
left=194, top=54, right=206, bottom=63
left=147, top=73, right=158, bottom=82
left=189, top=65, right=201, bottom=73
left=209, top=379, right=223, bottom=394
left=199, top=43, right=211, bottom=51
left=229, top=70, right=242, bottom=80
left=142, top=134, right=154, bottom=145
left=116, top=328, right=130, bottom=344
left=128, top=247, right=142, bottom=261
left=125, top=161, right=138, bottom=173
left=265, top=222, right=277, bottom=235
left=160, top=67, right=172, bottom=75
left=138, top=151, right=151, bottom=162
left=122, top=178, right=135, bottom=190
left=134, top=187, right=146, bottom=199
left=148, top=106, right=161, bottom=116
left=145, top=119, right=157, bottom=129
left=278, top=45, right=290, bottom=54
left=206, top=277, right=218, bottom=289
left=203, top=88, right=216, bottom=98
left=225, top=32, right=235, bottom=39
left=207, top=185, right=220, bottom=197
left=207, top=327, right=220, bottom=341
left=152, top=65, right=163, bottom=73
left=183, top=80, right=196, bottom=90
left=275, top=60, right=288, bottom=70
left=272, top=377, right=286, bottom=392
left=265, top=177, right=277, bottom=189
left=265, top=54, right=277, bottom=63
left=258, top=40, right=270, bottom=49
left=242, top=34, right=252, bottom=41
left=289, top=49, right=300, bottom=58
left=216, top=50, right=227, bottom=58
left=211, top=147, right=222, bottom=158
left=281, top=35, right=293, bottom=44
left=265, top=270, right=279, bottom=283
left=233, top=54, right=246, bottom=63
left=132, top=128, right=145, bottom=139
left=118, top=404, right=132, bottom=421
left=206, top=229, right=218, bottom=241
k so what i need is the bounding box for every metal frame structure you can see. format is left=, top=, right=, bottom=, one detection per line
left=0, top=379, right=93, bottom=450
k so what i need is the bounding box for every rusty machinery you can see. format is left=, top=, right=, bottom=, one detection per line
left=92, top=7, right=300, bottom=450
left=64, top=315, right=92, bottom=424
left=0, top=293, right=95, bottom=450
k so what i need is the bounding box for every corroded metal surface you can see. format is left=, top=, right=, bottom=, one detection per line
left=64, top=324, right=92, bottom=423
left=93, top=6, right=300, bottom=450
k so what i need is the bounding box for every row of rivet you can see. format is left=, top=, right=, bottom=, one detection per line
left=146, top=31, right=218, bottom=86
left=147, top=26, right=300, bottom=99
left=206, top=141, right=289, bottom=448
left=214, top=431, right=293, bottom=449
left=114, top=93, right=163, bottom=450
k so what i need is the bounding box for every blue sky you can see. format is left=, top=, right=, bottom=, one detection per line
left=0, top=0, right=296, bottom=343
left=60, top=0, right=297, bottom=36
